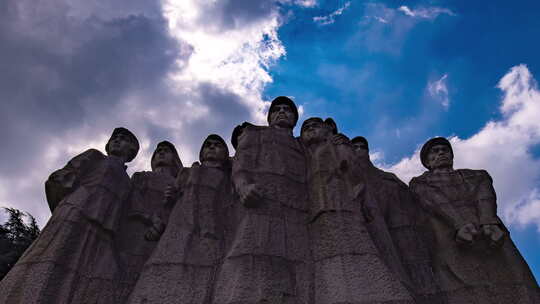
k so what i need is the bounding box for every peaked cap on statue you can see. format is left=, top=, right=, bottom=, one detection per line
left=420, top=136, right=453, bottom=169
left=151, top=141, right=183, bottom=172
left=300, top=117, right=338, bottom=135
left=199, top=134, right=229, bottom=162
left=105, top=127, right=139, bottom=162
left=267, top=96, right=299, bottom=127
left=351, top=136, right=369, bottom=151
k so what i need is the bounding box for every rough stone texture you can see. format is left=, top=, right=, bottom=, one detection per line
left=1, top=119, right=539, bottom=304
left=127, top=164, right=231, bottom=304
left=301, top=118, right=415, bottom=304
left=410, top=137, right=540, bottom=304
left=213, top=123, right=311, bottom=304
left=115, top=140, right=182, bottom=302
left=0, top=150, right=131, bottom=304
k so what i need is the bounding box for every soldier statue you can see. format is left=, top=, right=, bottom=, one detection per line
left=0, top=127, right=139, bottom=304
left=410, top=137, right=539, bottom=304
left=128, top=134, right=231, bottom=304
left=213, top=96, right=311, bottom=304
left=116, top=141, right=183, bottom=301
left=301, top=118, right=415, bottom=304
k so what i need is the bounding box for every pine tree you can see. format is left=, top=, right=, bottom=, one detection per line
left=0, top=207, right=41, bottom=280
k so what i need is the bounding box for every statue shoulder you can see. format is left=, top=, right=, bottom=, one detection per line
left=456, top=168, right=492, bottom=182
left=231, top=122, right=263, bottom=149
left=409, top=172, right=430, bottom=187
left=131, top=171, right=153, bottom=183
left=380, top=170, right=408, bottom=189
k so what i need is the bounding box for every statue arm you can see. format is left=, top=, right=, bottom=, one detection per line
left=45, top=149, right=105, bottom=212
left=475, top=170, right=502, bottom=226
left=410, top=178, right=468, bottom=230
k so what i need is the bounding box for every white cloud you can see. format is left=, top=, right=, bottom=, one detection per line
left=398, top=5, right=455, bottom=19
left=428, top=74, right=450, bottom=109
left=313, top=1, right=351, bottom=25
left=387, top=64, right=540, bottom=231
left=0, top=0, right=302, bottom=227
left=295, top=0, right=317, bottom=8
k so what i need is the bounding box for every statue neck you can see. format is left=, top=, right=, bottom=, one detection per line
left=431, top=166, right=454, bottom=174
left=153, top=166, right=177, bottom=177
left=270, top=125, right=293, bottom=135
left=202, top=160, right=225, bottom=168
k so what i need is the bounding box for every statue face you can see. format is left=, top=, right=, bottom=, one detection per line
left=301, top=120, right=329, bottom=144
left=352, top=141, right=369, bottom=158
left=269, top=104, right=295, bottom=129
left=202, top=139, right=228, bottom=162
left=426, top=144, right=453, bottom=170
left=108, top=132, right=136, bottom=160
left=152, top=145, right=175, bottom=169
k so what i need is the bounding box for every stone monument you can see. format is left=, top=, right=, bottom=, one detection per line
left=0, top=105, right=538, bottom=304
left=409, top=137, right=539, bottom=304
left=0, top=127, right=139, bottom=304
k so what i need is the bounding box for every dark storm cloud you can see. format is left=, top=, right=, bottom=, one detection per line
left=0, top=0, right=183, bottom=177
left=195, top=0, right=277, bottom=30
left=0, top=0, right=272, bottom=226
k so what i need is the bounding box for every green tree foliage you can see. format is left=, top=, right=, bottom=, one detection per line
left=0, top=207, right=40, bottom=280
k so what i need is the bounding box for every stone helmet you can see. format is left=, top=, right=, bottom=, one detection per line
left=105, top=127, right=139, bottom=162
left=420, top=136, right=453, bottom=169
left=267, top=96, right=299, bottom=127
left=151, top=141, right=183, bottom=173
left=199, top=134, right=229, bottom=162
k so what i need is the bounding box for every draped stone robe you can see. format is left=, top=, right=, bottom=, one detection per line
left=358, top=161, right=442, bottom=304
left=410, top=169, right=540, bottom=304
left=128, top=165, right=231, bottom=304
left=212, top=124, right=312, bottom=304
left=115, top=170, right=176, bottom=301
left=305, top=139, right=415, bottom=304
left=0, top=149, right=131, bottom=304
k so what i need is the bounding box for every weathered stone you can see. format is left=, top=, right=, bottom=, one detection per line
left=127, top=135, right=231, bottom=304
left=302, top=118, right=415, bottom=304
left=0, top=127, right=139, bottom=304
left=410, top=137, right=540, bottom=304
left=116, top=141, right=182, bottom=301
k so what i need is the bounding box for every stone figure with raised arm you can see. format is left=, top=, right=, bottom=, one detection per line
left=128, top=134, right=232, bottom=304
left=409, top=137, right=539, bottom=304
left=213, top=96, right=311, bottom=304
left=0, top=127, right=139, bottom=304
left=301, top=118, right=415, bottom=304
left=116, top=140, right=183, bottom=301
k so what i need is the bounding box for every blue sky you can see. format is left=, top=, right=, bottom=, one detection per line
left=1, top=0, right=539, bottom=280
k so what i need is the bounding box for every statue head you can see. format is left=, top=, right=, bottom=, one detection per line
left=199, top=134, right=229, bottom=166
left=151, top=141, right=183, bottom=174
left=267, top=96, right=298, bottom=129
left=420, top=137, right=454, bottom=170
left=105, top=127, right=139, bottom=162
left=301, top=117, right=336, bottom=146
left=351, top=136, right=369, bottom=158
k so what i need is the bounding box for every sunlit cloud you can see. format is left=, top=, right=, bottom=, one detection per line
left=387, top=64, right=540, bottom=231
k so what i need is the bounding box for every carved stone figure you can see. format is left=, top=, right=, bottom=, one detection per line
left=302, top=118, right=415, bottom=304
left=409, top=137, right=540, bottom=304
left=116, top=141, right=183, bottom=301
left=213, top=97, right=311, bottom=304
left=127, top=134, right=231, bottom=304
left=350, top=136, right=442, bottom=303
left=0, top=127, right=139, bottom=304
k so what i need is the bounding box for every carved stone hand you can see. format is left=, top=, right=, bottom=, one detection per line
left=482, top=224, right=506, bottom=248
left=145, top=214, right=166, bottom=241
left=237, top=183, right=262, bottom=208
left=455, top=223, right=479, bottom=245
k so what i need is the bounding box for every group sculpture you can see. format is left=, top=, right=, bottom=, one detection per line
left=0, top=96, right=538, bottom=304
